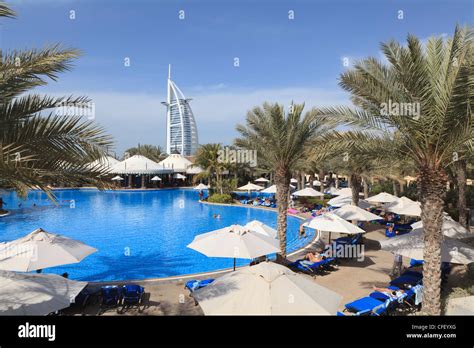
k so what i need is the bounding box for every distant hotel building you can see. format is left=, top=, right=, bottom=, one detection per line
left=161, top=65, right=199, bottom=156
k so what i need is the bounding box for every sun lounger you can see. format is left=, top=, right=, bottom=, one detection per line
left=73, top=288, right=91, bottom=309
left=120, top=284, right=145, bottom=313
left=343, top=296, right=392, bottom=316
left=401, top=270, right=423, bottom=279
left=389, top=274, right=423, bottom=288
left=99, top=285, right=122, bottom=314
left=288, top=258, right=335, bottom=275
left=185, top=278, right=215, bottom=292
left=333, top=233, right=363, bottom=246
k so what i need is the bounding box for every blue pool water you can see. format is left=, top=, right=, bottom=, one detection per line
left=0, top=189, right=312, bottom=281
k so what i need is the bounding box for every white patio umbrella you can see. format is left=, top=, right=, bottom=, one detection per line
left=333, top=204, right=381, bottom=221
left=254, top=177, right=270, bottom=183
left=194, top=183, right=209, bottom=190
left=290, top=178, right=298, bottom=184
left=293, top=187, right=324, bottom=197
left=150, top=176, right=162, bottom=181
left=244, top=220, right=278, bottom=239
left=411, top=214, right=471, bottom=239
left=173, top=173, right=187, bottom=180
left=193, top=262, right=342, bottom=315
left=187, top=225, right=280, bottom=270
left=326, top=186, right=339, bottom=195
left=0, top=270, right=87, bottom=315
left=111, top=175, right=124, bottom=181
left=0, top=228, right=97, bottom=272
left=304, top=212, right=365, bottom=241
left=384, top=196, right=421, bottom=216
left=333, top=187, right=360, bottom=196
left=238, top=182, right=264, bottom=196
left=261, top=184, right=277, bottom=194
left=237, top=182, right=264, bottom=191
left=328, top=195, right=371, bottom=209
left=380, top=230, right=474, bottom=264
left=366, top=192, right=399, bottom=204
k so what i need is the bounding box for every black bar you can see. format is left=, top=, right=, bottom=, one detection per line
left=0, top=315, right=472, bottom=346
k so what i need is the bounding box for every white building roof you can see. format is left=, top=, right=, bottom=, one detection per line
left=87, top=156, right=120, bottom=172
left=158, top=153, right=193, bottom=173
left=109, top=155, right=172, bottom=175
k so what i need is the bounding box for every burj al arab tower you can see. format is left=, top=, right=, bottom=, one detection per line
left=161, top=65, right=199, bottom=156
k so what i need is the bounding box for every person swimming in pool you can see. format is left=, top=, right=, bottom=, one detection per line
left=298, top=224, right=306, bottom=238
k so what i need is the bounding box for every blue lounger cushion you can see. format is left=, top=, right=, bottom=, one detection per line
left=185, top=279, right=215, bottom=292
left=288, top=259, right=327, bottom=273
left=390, top=275, right=422, bottom=287
left=100, top=285, right=122, bottom=306
left=122, top=284, right=144, bottom=304
left=369, top=291, right=391, bottom=302
left=410, top=259, right=424, bottom=267
left=345, top=297, right=385, bottom=313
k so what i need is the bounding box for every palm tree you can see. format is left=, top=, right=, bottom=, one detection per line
left=0, top=2, right=14, bottom=18
left=235, top=103, right=330, bottom=259
left=316, top=26, right=473, bottom=315
left=192, top=143, right=226, bottom=194
left=1, top=3, right=113, bottom=200
left=124, top=144, right=165, bottom=162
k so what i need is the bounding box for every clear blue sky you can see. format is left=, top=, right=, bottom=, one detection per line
left=3, top=0, right=473, bottom=155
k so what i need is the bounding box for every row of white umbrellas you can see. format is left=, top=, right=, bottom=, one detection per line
left=187, top=187, right=474, bottom=314
left=238, top=181, right=324, bottom=197
left=186, top=220, right=343, bottom=315
left=327, top=190, right=422, bottom=217
left=112, top=174, right=187, bottom=182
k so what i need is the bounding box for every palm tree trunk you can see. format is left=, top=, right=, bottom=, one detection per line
left=350, top=173, right=361, bottom=206
left=275, top=168, right=290, bottom=260
left=318, top=169, right=325, bottom=191
left=393, top=180, right=399, bottom=197
left=419, top=167, right=447, bottom=315
left=217, top=171, right=223, bottom=194
left=363, top=178, right=369, bottom=199
left=399, top=180, right=405, bottom=195
left=454, top=160, right=468, bottom=228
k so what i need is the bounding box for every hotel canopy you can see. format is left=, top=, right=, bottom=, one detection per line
left=110, top=155, right=172, bottom=175
left=158, top=153, right=193, bottom=173
left=86, top=155, right=120, bottom=171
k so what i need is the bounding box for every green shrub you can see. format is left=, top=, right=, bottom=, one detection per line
left=301, top=197, right=327, bottom=206
left=208, top=193, right=234, bottom=204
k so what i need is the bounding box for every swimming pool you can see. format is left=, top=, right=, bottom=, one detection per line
left=0, top=189, right=313, bottom=281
